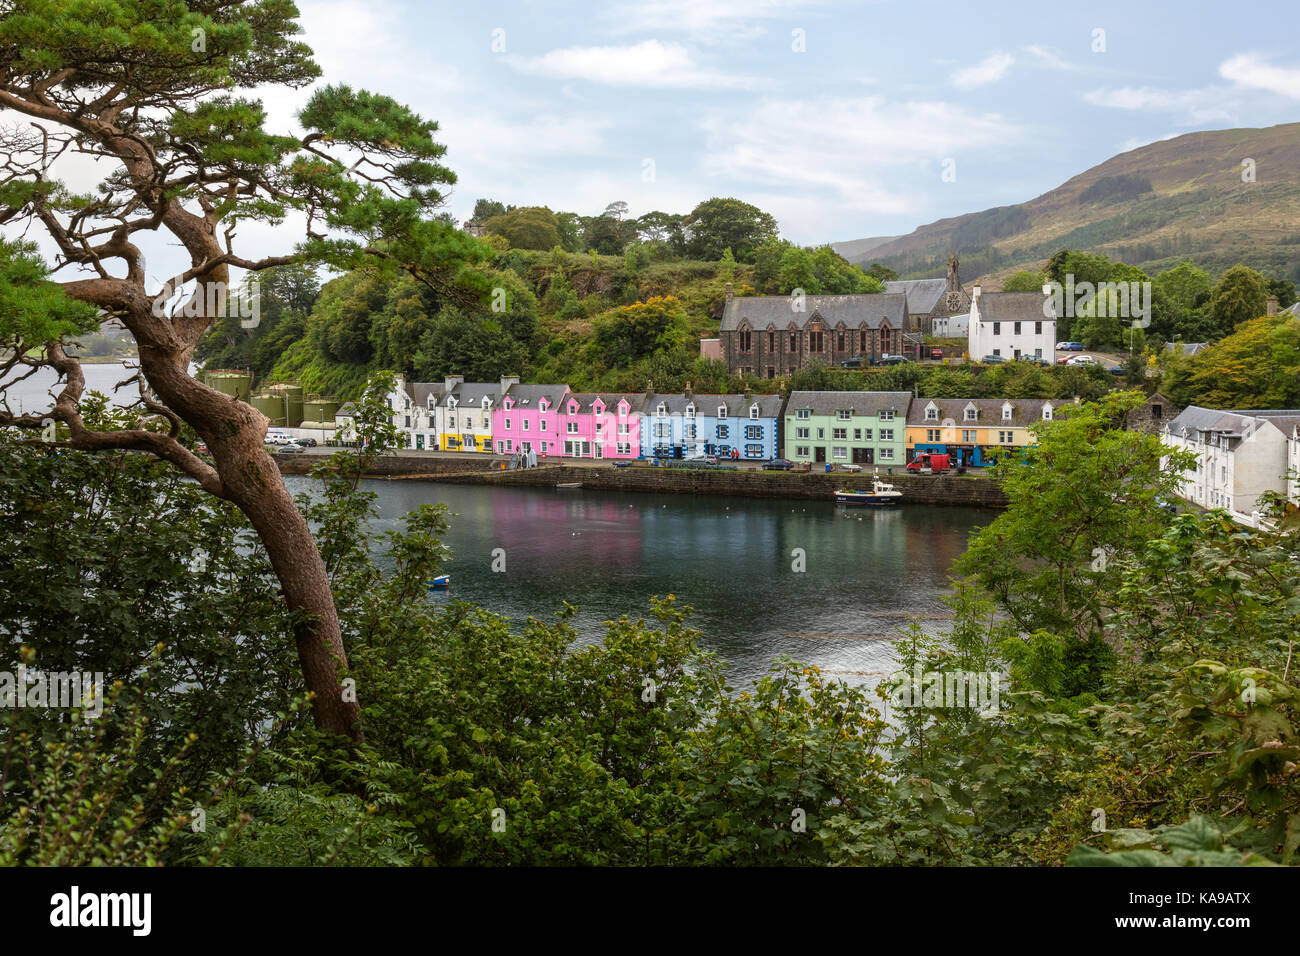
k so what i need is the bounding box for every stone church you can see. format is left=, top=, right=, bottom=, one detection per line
left=883, top=256, right=970, bottom=335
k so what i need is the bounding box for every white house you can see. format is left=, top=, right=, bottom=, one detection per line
left=1289, top=424, right=1300, bottom=504
left=1162, top=406, right=1300, bottom=518
left=932, top=312, right=969, bottom=338
left=967, top=287, right=1056, bottom=362
left=387, top=374, right=447, bottom=450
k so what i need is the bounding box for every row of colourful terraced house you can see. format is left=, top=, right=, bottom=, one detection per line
left=385, top=375, right=1058, bottom=465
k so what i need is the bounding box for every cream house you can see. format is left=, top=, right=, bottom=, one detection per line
left=1162, top=407, right=1300, bottom=518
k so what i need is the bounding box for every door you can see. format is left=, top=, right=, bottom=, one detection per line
left=814, top=447, right=826, bottom=463
left=852, top=447, right=869, bottom=464
left=415, top=434, right=424, bottom=449
left=595, top=444, right=603, bottom=459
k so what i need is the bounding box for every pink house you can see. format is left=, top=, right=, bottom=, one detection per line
left=494, top=383, right=569, bottom=458
left=562, top=393, right=646, bottom=459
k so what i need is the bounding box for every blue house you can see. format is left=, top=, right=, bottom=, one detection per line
left=640, top=391, right=784, bottom=460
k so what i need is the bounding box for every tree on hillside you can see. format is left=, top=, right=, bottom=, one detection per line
left=1266, top=275, right=1297, bottom=310
left=1002, top=270, right=1044, bottom=293
left=0, top=1, right=495, bottom=739
left=602, top=200, right=629, bottom=222
left=483, top=206, right=563, bottom=251
left=1209, top=264, right=1269, bottom=335
left=473, top=198, right=509, bottom=222
left=681, top=198, right=779, bottom=262
left=1162, top=313, right=1300, bottom=409
left=865, top=262, right=898, bottom=283
left=591, top=296, right=688, bottom=368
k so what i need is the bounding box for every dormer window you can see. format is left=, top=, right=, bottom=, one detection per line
left=718, top=404, right=728, bottom=419
left=686, top=404, right=696, bottom=418
left=657, top=403, right=667, bottom=417
left=1001, top=404, right=1012, bottom=421
left=837, top=409, right=850, bottom=421
left=568, top=402, right=578, bottom=415
left=925, top=405, right=938, bottom=422
left=594, top=402, right=605, bottom=416
left=964, top=406, right=978, bottom=422
left=539, top=399, right=548, bottom=412
left=1042, top=404, right=1053, bottom=421
left=618, top=402, right=628, bottom=417
left=749, top=404, right=760, bottom=420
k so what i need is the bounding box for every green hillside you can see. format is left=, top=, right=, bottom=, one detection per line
left=843, top=123, right=1300, bottom=283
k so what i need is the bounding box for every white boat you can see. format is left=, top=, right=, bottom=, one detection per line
left=833, top=475, right=903, bottom=506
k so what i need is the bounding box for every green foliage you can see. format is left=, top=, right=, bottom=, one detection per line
left=1002, top=269, right=1044, bottom=293
left=1162, top=313, right=1300, bottom=408
left=681, top=197, right=779, bottom=262
left=484, top=206, right=562, bottom=251
left=0, top=238, right=99, bottom=349
left=1210, top=264, right=1270, bottom=335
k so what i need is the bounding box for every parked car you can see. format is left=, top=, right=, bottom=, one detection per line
left=980, top=354, right=1007, bottom=364
left=1066, top=354, right=1096, bottom=366
left=1109, top=365, right=1128, bottom=376
left=276, top=443, right=306, bottom=454
left=296, top=437, right=318, bottom=447
left=1020, top=355, right=1051, bottom=365
left=1056, top=356, right=1072, bottom=364
left=764, top=458, right=794, bottom=471
left=839, top=356, right=863, bottom=368
left=1060, top=341, right=1086, bottom=351
left=876, top=354, right=909, bottom=366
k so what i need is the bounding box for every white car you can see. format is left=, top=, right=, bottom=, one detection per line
left=1065, top=354, right=1096, bottom=366
left=1055, top=341, right=1070, bottom=350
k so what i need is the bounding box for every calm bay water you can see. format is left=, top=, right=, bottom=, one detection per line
left=287, top=477, right=992, bottom=688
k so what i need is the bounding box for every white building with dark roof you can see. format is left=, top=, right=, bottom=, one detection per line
left=1162, top=406, right=1300, bottom=518
left=967, top=287, right=1056, bottom=362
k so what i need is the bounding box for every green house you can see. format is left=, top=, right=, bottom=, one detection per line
left=784, top=391, right=913, bottom=467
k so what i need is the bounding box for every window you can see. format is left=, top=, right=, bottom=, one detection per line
left=810, top=330, right=824, bottom=352
left=853, top=428, right=861, bottom=440
left=796, top=427, right=809, bottom=439
left=766, top=367, right=775, bottom=378
left=449, top=416, right=456, bottom=429
left=618, top=423, right=629, bottom=435
left=497, top=441, right=504, bottom=453
left=796, top=446, right=810, bottom=457
left=879, top=410, right=894, bottom=422
left=962, top=429, right=977, bottom=442
left=685, top=423, right=696, bottom=439
left=861, top=429, right=873, bottom=441
left=746, top=425, right=763, bottom=440
left=816, top=428, right=825, bottom=439
left=656, top=403, right=667, bottom=417
left=796, top=409, right=810, bottom=420
left=739, top=329, right=752, bottom=351
left=482, top=416, right=490, bottom=429
left=767, top=330, right=775, bottom=351
left=879, top=448, right=894, bottom=461
left=837, top=409, right=851, bottom=421
left=1035, top=321, right=1042, bottom=335
left=617, top=442, right=631, bottom=455
left=925, top=406, right=938, bottom=421
left=998, top=430, right=1014, bottom=443
left=718, top=405, right=728, bottom=419
left=879, top=429, right=894, bottom=442
left=540, top=419, right=548, bottom=431
left=1043, top=406, right=1053, bottom=421
left=717, top=424, right=730, bottom=439
left=833, top=446, right=847, bottom=460
left=927, top=429, right=941, bottom=442
left=1151, top=404, right=1161, bottom=419
left=504, top=418, right=511, bottom=430
left=992, top=322, right=1000, bottom=335
left=686, top=404, right=696, bottom=418
left=404, top=415, right=410, bottom=428
left=860, top=329, right=867, bottom=350
left=1002, top=406, right=1012, bottom=421
left=750, top=404, right=760, bottom=419
left=594, top=421, right=602, bottom=434
left=655, top=423, right=670, bottom=438
left=745, top=444, right=763, bottom=458
left=567, top=421, right=579, bottom=434
left=789, top=331, right=798, bottom=351
left=1014, top=321, right=1021, bottom=335
left=837, top=331, right=845, bottom=351
left=965, top=407, right=977, bottom=421
left=833, top=428, right=847, bottom=440
left=540, top=442, right=548, bottom=453
left=505, top=440, right=513, bottom=452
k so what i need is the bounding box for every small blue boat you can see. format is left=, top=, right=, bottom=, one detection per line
left=427, top=574, right=451, bottom=589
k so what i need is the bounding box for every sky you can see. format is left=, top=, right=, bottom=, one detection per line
left=4, top=0, right=1300, bottom=286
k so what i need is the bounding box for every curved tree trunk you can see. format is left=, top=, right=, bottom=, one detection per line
left=136, top=339, right=360, bottom=740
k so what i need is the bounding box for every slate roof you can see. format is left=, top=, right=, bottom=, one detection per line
left=785, top=390, right=912, bottom=417
left=410, top=383, right=445, bottom=407
left=502, top=383, right=568, bottom=409
left=443, top=382, right=502, bottom=408
left=907, top=397, right=1055, bottom=428
left=1282, top=302, right=1299, bottom=318
left=1163, top=341, right=1208, bottom=356
left=1165, top=406, right=1300, bottom=441
left=973, top=291, right=1056, bottom=323
left=692, top=393, right=785, bottom=418
left=720, top=293, right=907, bottom=332
left=884, top=278, right=948, bottom=315
left=566, top=392, right=647, bottom=414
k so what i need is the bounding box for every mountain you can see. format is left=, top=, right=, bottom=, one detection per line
left=839, top=123, right=1300, bottom=283
left=828, top=234, right=901, bottom=264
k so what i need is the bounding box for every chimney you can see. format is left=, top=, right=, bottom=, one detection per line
left=1267, top=295, right=1279, bottom=316
left=725, top=282, right=734, bottom=302
left=684, top=381, right=693, bottom=401
left=444, top=374, right=464, bottom=392
left=972, top=283, right=981, bottom=300
left=500, top=375, right=520, bottom=392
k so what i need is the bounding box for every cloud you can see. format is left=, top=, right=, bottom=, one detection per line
left=700, top=95, right=1021, bottom=217
left=950, top=52, right=1014, bottom=90
left=504, top=40, right=758, bottom=89
left=1023, top=45, right=1078, bottom=72
left=1219, top=54, right=1300, bottom=100
left=1081, top=85, right=1233, bottom=123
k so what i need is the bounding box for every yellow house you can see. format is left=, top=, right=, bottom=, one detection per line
left=906, top=397, right=1056, bottom=468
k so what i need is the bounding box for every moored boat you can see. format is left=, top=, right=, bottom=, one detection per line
left=427, top=574, right=451, bottom=589
left=833, top=476, right=903, bottom=506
